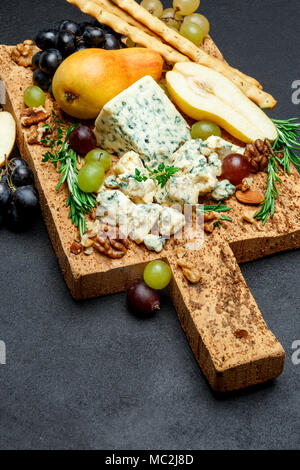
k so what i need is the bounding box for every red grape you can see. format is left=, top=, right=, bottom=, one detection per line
left=69, top=126, right=97, bottom=156
left=127, top=281, right=160, bottom=317
left=222, top=153, right=253, bottom=185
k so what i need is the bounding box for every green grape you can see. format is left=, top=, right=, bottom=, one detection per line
left=183, top=13, right=210, bottom=37
left=141, top=0, right=163, bottom=18
left=160, top=8, right=182, bottom=30
left=159, top=83, right=170, bottom=98
left=24, top=85, right=45, bottom=108
left=179, top=21, right=204, bottom=45
left=144, top=260, right=172, bottom=290
left=85, top=149, right=112, bottom=171
left=126, top=37, right=136, bottom=47
left=173, top=0, right=200, bottom=16
left=191, top=120, right=221, bottom=140
left=77, top=162, right=104, bottom=193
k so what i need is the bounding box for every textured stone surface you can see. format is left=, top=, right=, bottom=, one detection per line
left=0, top=0, right=299, bottom=450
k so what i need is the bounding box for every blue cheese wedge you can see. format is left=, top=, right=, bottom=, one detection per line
left=94, top=76, right=191, bottom=168
left=143, top=234, right=165, bottom=253
left=211, top=179, right=236, bottom=201
left=159, top=206, right=185, bottom=237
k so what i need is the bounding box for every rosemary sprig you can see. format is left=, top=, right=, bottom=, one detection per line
left=254, top=117, right=300, bottom=225
left=255, top=154, right=282, bottom=225
left=201, top=202, right=232, bottom=213
left=197, top=202, right=233, bottom=221
left=134, top=163, right=179, bottom=188
left=272, top=118, right=300, bottom=173
left=41, top=121, right=96, bottom=236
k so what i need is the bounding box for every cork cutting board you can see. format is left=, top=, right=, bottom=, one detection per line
left=1, top=43, right=300, bottom=392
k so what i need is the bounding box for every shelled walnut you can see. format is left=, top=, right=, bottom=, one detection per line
left=11, top=40, right=39, bottom=67
left=177, top=258, right=201, bottom=284
left=21, top=106, right=51, bottom=127
left=93, top=225, right=129, bottom=258
left=27, top=122, right=51, bottom=145
left=80, top=221, right=129, bottom=259
left=203, top=211, right=222, bottom=233
left=244, top=139, right=269, bottom=171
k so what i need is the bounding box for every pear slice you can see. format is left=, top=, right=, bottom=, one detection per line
left=166, top=63, right=278, bottom=144
left=0, top=111, right=16, bottom=166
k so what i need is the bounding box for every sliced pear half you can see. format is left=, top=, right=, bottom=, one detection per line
left=0, top=111, right=16, bottom=166
left=166, top=63, right=278, bottom=143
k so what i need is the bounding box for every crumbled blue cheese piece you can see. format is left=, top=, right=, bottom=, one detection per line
left=96, top=190, right=135, bottom=235
left=94, top=76, right=191, bottom=168
left=104, top=175, right=120, bottom=189
left=156, top=175, right=200, bottom=206
left=113, top=151, right=145, bottom=177
left=208, top=153, right=222, bottom=177
left=130, top=203, right=162, bottom=244
left=171, top=139, right=207, bottom=172
left=159, top=206, right=185, bottom=237
left=143, top=234, right=165, bottom=253
left=211, top=179, right=236, bottom=201
left=200, top=136, right=245, bottom=160
left=118, top=175, right=156, bottom=204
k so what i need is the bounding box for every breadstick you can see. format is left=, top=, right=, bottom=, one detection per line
left=68, top=0, right=190, bottom=64
left=93, top=0, right=160, bottom=39
left=113, top=0, right=276, bottom=108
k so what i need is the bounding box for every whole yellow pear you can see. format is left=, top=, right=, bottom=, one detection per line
left=52, top=48, right=163, bottom=119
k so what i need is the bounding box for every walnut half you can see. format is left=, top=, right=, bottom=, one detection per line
left=21, top=106, right=51, bottom=127
left=177, top=258, right=201, bottom=284
left=11, top=40, right=39, bottom=67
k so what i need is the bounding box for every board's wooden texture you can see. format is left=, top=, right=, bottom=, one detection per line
left=1, top=44, right=300, bottom=392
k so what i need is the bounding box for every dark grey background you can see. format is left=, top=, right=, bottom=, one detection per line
left=0, top=0, right=299, bottom=450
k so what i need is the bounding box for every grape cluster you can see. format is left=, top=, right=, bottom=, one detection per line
left=32, top=18, right=125, bottom=92
left=0, top=158, right=39, bottom=231
left=139, top=0, right=210, bottom=46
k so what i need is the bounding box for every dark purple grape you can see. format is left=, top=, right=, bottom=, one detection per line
left=58, top=31, right=76, bottom=56
left=1, top=173, right=8, bottom=184
left=222, top=154, right=253, bottom=185
left=5, top=201, right=28, bottom=231
left=96, top=21, right=115, bottom=35
left=74, top=39, right=88, bottom=52
left=127, top=281, right=160, bottom=317
left=69, top=126, right=97, bottom=156
left=39, top=48, right=63, bottom=76
left=8, top=158, right=28, bottom=173
left=103, top=34, right=120, bottom=50
left=79, top=21, right=94, bottom=35
left=33, top=69, right=52, bottom=90
left=59, top=20, right=80, bottom=36
left=13, top=185, right=39, bottom=216
left=35, top=29, right=58, bottom=50
left=83, top=26, right=104, bottom=47
left=11, top=166, right=34, bottom=187
left=0, top=182, right=12, bottom=210
left=32, top=51, right=42, bottom=69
